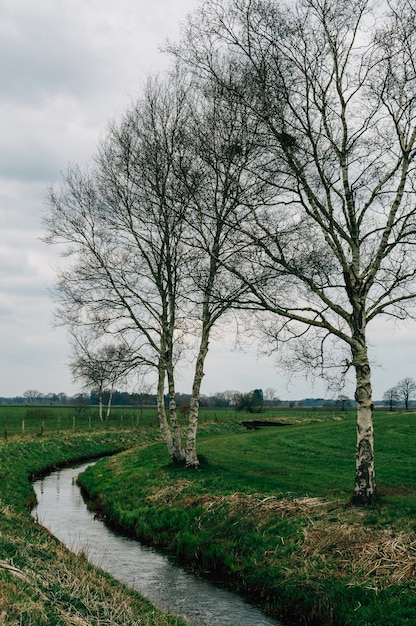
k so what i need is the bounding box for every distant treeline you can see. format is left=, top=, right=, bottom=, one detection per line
left=1, top=390, right=412, bottom=408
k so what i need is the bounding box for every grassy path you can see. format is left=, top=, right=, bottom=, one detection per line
left=78, top=414, right=416, bottom=626
left=0, top=430, right=186, bottom=625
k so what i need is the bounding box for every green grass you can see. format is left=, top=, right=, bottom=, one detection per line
left=0, top=402, right=360, bottom=439
left=78, top=412, right=416, bottom=626
left=1, top=403, right=413, bottom=624
left=0, top=404, right=161, bottom=438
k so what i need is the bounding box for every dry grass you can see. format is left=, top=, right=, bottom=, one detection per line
left=148, top=483, right=416, bottom=590
left=226, top=493, right=328, bottom=517
left=0, top=560, right=29, bottom=581
left=148, top=482, right=326, bottom=515
left=302, top=522, right=416, bottom=586
left=0, top=514, right=185, bottom=626
left=146, top=480, right=192, bottom=504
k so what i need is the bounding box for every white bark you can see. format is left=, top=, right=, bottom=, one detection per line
left=166, top=358, right=185, bottom=463
left=185, top=329, right=210, bottom=467
left=156, top=360, right=174, bottom=458
left=106, top=388, right=113, bottom=420
left=351, top=335, right=376, bottom=505
left=98, top=389, right=103, bottom=421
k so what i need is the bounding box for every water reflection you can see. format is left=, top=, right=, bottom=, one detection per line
left=32, top=462, right=281, bottom=626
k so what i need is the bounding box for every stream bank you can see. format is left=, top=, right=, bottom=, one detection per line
left=32, top=461, right=281, bottom=626
left=0, top=432, right=184, bottom=625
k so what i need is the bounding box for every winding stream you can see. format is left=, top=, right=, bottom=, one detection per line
left=31, top=462, right=282, bottom=626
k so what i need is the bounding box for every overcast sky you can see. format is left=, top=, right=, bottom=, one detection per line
left=1, top=0, right=415, bottom=401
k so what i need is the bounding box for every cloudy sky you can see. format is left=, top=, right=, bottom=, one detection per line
left=1, top=0, right=415, bottom=401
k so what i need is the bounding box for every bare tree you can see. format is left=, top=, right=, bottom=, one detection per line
left=44, top=75, right=191, bottom=463
left=97, top=76, right=193, bottom=462
left=23, top=390, right=43, bottom=404
left=395, top=377, right=416, bottom=410
left=264, top=387, right=278, bottom=404
left=383, top=387, right=400, bottom=412
left=45, top=70, right=255, bottom=467
left=175, top=78, right=268, bottom=466
left=69, top=332, right=135, bottom=420
left=174, top=0, right=416, bottom=503
left=335, top=395, right=352, bottom=411
left=96, top=74, right=257, bottom=466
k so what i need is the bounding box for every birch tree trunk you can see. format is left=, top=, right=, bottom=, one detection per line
left=98, top=389, right=103, bottom=421
left=166, top=359, right=185, bottom=463
left=156, top=359, right=174, bottom=458
left=351, top=332, right=376, bottom=505
left=185, top=329, right=210, bottom=467
left=106, top=388, right=113, bottom=420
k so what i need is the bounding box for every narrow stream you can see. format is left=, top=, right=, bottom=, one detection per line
left=31, top=462, right=282, bottom=626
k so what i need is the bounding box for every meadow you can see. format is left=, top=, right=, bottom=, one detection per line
left=77, top=408, right=416, bottom=626
left=0, top=403, right=159, bottom=438
left=1, top=404, right=415, bottom=625
left=0, top=402, right=352, bottom=439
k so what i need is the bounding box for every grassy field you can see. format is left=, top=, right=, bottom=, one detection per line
left=0, top=402, right=356, bottom=438
left=1, top=404, right=413, bottom=624
left=77, top=410, right=416, bottom=626
left=0, top=404, right=160, bottom=438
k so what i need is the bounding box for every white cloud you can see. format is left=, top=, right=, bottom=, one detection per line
left=0, top=0, right=198, bottom=398
left=0, top=0, right=415, bottom=400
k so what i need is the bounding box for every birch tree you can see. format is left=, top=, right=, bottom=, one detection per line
left=174, top=0, right=416, bottom=503
left=383, top=387, right=399, bottom=412
left=44, top=76, right=191, bottom=463
left=177, top=80, right=269, bottom=466
left=44, top=71, right=256, bottom=467
left=395, top=377, right=416, bottom=410
left=95, top=75, right=255, bottom=467
left=69, top=332, right=135, bottom=420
